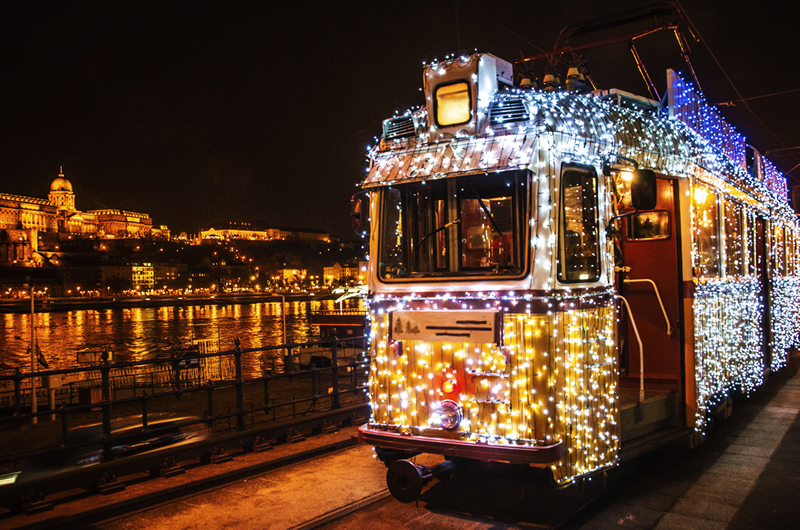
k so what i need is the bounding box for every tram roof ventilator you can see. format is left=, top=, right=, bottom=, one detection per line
left=380, top=52, right=664, bottom=145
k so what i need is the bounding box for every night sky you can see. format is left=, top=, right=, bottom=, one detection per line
left=3, top=1, right=799, bottom=238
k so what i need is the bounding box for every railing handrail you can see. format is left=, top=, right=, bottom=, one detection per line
left=0, top=335, right=367, bottom=381
left=0, top=335, right=369, bottom=471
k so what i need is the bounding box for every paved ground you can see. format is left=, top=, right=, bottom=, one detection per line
left=580, top=354, right=800, bottom=529
left=95, top=443, right=391, bottom=530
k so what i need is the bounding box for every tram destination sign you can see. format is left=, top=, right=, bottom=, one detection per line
left=389, top=310, right=502, bottom=344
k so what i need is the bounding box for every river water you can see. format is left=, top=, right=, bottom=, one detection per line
left=0, top=298, right=364, bottom=379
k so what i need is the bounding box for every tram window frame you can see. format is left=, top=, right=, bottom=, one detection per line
left=558, top=164, right=601, bottom=283
left=376, top=170, right=531, bottom=281
left=625, top=210, right=671, bottom=242
left=723, top=198, right=745, bottom=277
left=692, top=184, right=721, bottom=278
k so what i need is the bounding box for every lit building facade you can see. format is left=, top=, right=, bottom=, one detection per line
left=1, top=169, right=159, bottom=241
left=323, top=261, right=368, bottom=285
left=200, top=223, right=330, bottom=243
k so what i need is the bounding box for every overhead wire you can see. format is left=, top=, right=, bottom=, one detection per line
left=675, top=0, right=800, bottom=183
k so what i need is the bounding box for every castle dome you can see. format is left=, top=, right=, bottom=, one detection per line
left=50, top=168, right=73, bottom=192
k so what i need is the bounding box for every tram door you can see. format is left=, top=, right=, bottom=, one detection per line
left=616, top=176, right=683, bottom=425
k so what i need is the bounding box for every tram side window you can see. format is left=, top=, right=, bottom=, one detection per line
left=559, top=165, right=600, bottom=282
left=774, top=225, right=786, bottom=277
left=745, top=211, right=758, bottom=277
left=379, top=187, right=408, bottom=278
left=692, top=185, right=720, bottom=277
left=723, top=199, right=744, bottom=277
left=380, top=182, right=450, bottom=277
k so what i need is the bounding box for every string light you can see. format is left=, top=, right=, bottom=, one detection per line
left=361, top=60, right=800, bottom=485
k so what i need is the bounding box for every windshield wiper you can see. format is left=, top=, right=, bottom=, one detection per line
left=416, top=219, right=460, bottom=259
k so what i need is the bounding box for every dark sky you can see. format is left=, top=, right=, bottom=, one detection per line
left=3, top=1, right=799, bottom=237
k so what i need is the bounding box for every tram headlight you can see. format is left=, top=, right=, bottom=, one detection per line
left=438, top=399, right=463, bottom=431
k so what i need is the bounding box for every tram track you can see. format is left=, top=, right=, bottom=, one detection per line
left=6, top=433, right=363, bottom=530
left=300, top=458, right=646, bottom=530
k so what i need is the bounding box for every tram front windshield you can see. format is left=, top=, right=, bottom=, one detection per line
left=379, top=170, right=528, bottom=279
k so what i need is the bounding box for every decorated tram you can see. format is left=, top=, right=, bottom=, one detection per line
left=353, top=50, right=800, bottom=500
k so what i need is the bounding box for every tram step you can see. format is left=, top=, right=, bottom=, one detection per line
left=620, top=390, right=677, bottom=442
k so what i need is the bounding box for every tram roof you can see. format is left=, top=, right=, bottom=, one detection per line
left=363, top=84, right=793, bottom=218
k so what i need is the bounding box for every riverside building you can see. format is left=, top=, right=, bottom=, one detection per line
left=0, top=169, right=160, bottom=266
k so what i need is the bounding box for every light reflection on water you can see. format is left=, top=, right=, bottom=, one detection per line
left=0, top=298, right=363, bottom=378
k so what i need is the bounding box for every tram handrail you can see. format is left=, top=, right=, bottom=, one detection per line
left=617, top=295, right=645, bottom=405
left=623, top=278, right=673, bottom=337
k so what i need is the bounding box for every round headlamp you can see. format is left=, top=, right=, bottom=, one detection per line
left=438, top=399, right=463, bottom=431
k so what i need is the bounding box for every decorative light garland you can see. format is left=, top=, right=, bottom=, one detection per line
left=360, top=60, right=800, bottom=484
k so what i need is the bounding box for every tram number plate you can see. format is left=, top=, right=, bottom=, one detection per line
left=389, top=310, right=502, bottom=344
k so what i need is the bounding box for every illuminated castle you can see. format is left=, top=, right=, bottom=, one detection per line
left=0, top=169, right=159, bottom=265
left=0, top=168, right=154, bottom=238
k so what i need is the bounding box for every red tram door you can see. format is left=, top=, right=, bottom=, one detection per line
left=616, top=176, right=683, bottom=439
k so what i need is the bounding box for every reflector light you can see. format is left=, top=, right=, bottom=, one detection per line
left=442, top=379, right=456, bottom=394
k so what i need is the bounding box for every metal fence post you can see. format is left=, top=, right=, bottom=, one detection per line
left=206, top=384, right=214, bottom=429
left=234, top=338, right=245, bottom=431
left=285, top=345, right=293, bottom=377
left=331, top=333, right=341, bottom=409
left=263, top=377, right=270, bottom=418
left=100, top=350, right=113, bottom=462
left=12, top=368, right=22, bottom=427
left=141, top=391, right=149, bottom=429
left=172, top=357, right=181, bottom=393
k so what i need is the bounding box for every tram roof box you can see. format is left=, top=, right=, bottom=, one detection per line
left=594, top=88, right=661, bottom=113
left=423, top=53, right=513, bottom=142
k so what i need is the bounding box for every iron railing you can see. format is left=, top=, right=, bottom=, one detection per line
left=0, top=336, right=369, bottom=471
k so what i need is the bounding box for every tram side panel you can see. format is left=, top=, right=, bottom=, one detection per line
left=686, top=180, right=800, bottom=433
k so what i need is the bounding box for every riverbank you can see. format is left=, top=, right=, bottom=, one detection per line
left=0, top=292, right=338, bottom=314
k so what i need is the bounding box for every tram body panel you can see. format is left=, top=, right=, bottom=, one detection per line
left=366, top=302, right=618, bottom=482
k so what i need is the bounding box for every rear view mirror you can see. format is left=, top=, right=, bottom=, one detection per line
left=351, top=190, right=370, bottom=238
left=631, top=169, right=657, bottom=210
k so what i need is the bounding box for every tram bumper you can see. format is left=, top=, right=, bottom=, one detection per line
left=358, top=424, right=564, bottom=465
left=360, top=424, right=565, bottom=502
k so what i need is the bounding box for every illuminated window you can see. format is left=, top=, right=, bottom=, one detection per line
left=723, top=199, right=744, bottom=277
left=693, top=184, right=719, bottom=277
left=378, top=170, right=528, bottom=279
left=745, top=211, right=758, bottom=277
left=559, top=165, right=600, bottom=282
left=435, top=81, right=471, bottom=127
left=774, top=225, right=786, bottom=277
